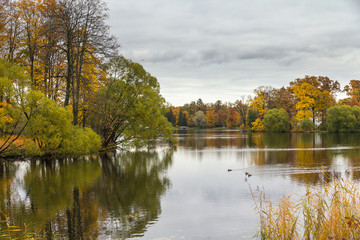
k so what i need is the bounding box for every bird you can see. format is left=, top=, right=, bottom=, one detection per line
left=228, top=169, right=232, bottom=172
left=245, top=172, right=252, bottom=177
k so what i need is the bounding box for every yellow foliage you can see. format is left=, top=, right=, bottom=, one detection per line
left=251, top=91, right=267, bottom=118
left=251, top=118, right=264, bottom=131
left=0, top=102, right=13, bottom=124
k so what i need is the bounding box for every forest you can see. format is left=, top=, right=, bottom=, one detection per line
left=0, top=0, right=174, bottom=157
left=165, top=76, right=360, bottom=132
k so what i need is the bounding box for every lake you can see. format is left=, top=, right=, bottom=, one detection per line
left=2, top=129, right=360, bottom=239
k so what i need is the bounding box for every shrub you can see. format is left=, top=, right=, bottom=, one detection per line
left=25, top=91, right=101, bottom=156
left=263, top=108, right=290, bottom=132
left=300, top=119, right=314, bottom=131
left=326, top=105, right=356, bottom=132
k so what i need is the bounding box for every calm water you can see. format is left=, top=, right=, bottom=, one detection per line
left=2, top=130, right=360, bottom=239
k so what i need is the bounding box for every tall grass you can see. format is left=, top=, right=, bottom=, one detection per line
left=0, top=215, right=36, bottom=240
left=252, top=177, right=360, bottom=240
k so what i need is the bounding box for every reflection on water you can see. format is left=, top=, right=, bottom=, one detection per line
left=177, top=130, right=360, bottom=185
left=0, top=130, right=360, bottom=238
left=0, top=150, right=173, bottom=239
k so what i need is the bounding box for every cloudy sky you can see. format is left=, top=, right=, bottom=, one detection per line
left=105, top=0, right=360, bottom=106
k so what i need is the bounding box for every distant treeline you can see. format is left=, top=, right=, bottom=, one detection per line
left=165, top=76, right=360, bottom=132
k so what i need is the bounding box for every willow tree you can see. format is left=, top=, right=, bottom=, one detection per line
left=89, top=57, right=174, bottom=149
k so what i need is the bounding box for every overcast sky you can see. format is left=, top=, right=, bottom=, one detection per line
left=105, top=0, right=360, bottom=106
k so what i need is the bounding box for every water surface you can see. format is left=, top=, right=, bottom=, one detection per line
left=2, top=130, right=360, bottom=239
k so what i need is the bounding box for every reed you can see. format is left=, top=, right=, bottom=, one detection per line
left=0, top=216, right=36, bottom=240
left=252, top=178, right=360, bottom=240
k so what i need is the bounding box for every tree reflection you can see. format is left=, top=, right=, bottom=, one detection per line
left=96, top=150, right=173, bottom=239
left=0, top=149, right=174, bottom=239
left=23, top=158, right=102, bottom=238
left=178, top=130, right=360, bottom=186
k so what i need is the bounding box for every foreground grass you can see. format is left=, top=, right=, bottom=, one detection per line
left=252, top=177, right=360, bottom=240
left=0, top=218, right=36, bottom=239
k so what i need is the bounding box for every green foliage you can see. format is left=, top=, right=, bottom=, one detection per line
left=246, top=109, right=257, bottom=128
left=25, top=91, right=101, bottom=156
left=90, top=56, right=175, bottom=149
left=300, top=119, right=314, bottom=131
left=178, top=110, right=187, bottom=126
left=326, top=105, right=357, bottom=132
left=193, top=111, right=206, bottom=128
left=263, top=108, right=290, bottom=132
left=165, top=107, right=176, bottom=126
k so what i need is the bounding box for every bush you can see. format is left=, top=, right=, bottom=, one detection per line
left=246, top=109, right=257, bottom=128
left=300, top=119, right=314, bottom=131
left=25, top=91, right=101, bottom=156
left=326, top=105, right=356, bottom=132
left=263, top=108, right=290, bottom=132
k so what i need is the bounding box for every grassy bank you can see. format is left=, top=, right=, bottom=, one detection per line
left=252, top=177, right=360, bottom=239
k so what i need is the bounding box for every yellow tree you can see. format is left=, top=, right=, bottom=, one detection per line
left=250, top=86, right=273, bottom=129
left=343, top=80, right=360, bottom=106
left=292, top=83, right=317, bottom=122
left=291, top=76, right=338, bottom=125
left=205, top=109, right=217, bottom=127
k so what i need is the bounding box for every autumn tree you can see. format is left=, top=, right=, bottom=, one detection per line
left=53, top=0, right=118, bottom=124
left=205, top=110, right=217, bottom=128
left=226, top=107, right=240, bottom=128
left=272, top=87, right=296, bottom=121
left=291, top=76, right=338, bottom=125
left=343, top=80, right=360, bottom=106
left=234, top=97, right=249, bottom=127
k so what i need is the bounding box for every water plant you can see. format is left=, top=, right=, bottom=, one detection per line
left=252, top=177, right=360, bottom=240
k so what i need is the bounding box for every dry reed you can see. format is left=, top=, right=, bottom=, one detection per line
left=252, top=177, right=360, bottom=240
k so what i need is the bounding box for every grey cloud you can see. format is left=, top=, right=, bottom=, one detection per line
left=105, top=0, right=360, bottom=105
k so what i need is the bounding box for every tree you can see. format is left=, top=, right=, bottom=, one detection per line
left=226, top=107, right=240, bottom=128
left=178, top=110, right=187, bottom=126
left=0, top=59, right=30, bottom=156
left=291, top=76, right=338, bottom=125
left=193, top=111, right=206, bottom=128
left=343, top=80, right=360, bottom=106
left=205, top=110, right=216, bottom=127
left=54, top=0, right=118, bottom=124
left=89, top=57, right=174, bottom=149
left=326, top=105, right=356, bottom=132
left=300, top=119, right=314, bottom=131
left=292, top=82, right=317, bottom=122
left=246, top=109, right=257, bottom=129
left=234, top=97, right=249, bottom=127
left=165, top=107, right=176, bottom=126
left=25, top=90, right=101, bottom=155
left=272, top=87, right=296, bottom=120
left=263, top=108, right=290, bottom=132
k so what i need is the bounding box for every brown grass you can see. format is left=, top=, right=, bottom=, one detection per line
left=252, top=177, right=360, bottom=240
